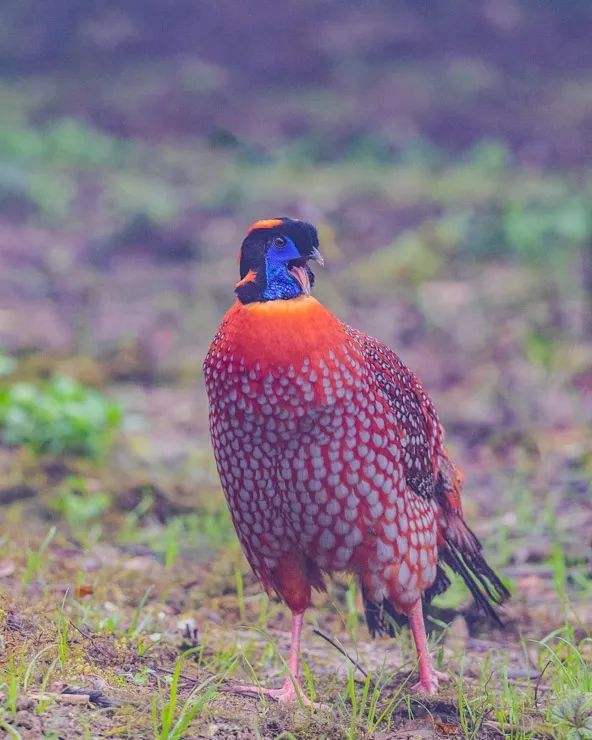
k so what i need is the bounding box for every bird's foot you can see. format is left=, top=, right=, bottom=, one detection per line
left=230, top=679, right=314, bottom=707
left=411, top=669, right=449, bottom=696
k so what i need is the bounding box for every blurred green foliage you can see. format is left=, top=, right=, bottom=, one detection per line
left=352, top=232, right=443, bottom=291
left=0, top=118, right=131, bottom=169
left=1, top=112, right=590, bottom=272
left=0, top=351, right=16, bottom=377
left=51, top=475, right=112, bottom=529
left=120, top=509, right=235, bottom=567
left=0, top=374, right=121, bottom=457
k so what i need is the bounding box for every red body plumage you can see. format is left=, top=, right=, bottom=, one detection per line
left=207, top=296, right=446, bottom=610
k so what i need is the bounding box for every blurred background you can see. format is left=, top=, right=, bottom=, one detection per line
left=0, top=1, right=591, bottom=736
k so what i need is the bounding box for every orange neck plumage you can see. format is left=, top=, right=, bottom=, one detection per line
left=221, top=296, right=347, bottom=368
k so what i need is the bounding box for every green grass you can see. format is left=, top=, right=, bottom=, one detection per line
left=117, top=509, right=235, bottom=566
left=50, top=476, right=111, bottom=545
left=340, top=667, right=410, bottom=739
left=21, top=525, right=56, bottom=585
left=0, top=658, right=22, bottom=716
left=151, top=650, right=217, bottom=740
left=234, top=568, right=246, bottom=622
left=1, top=516, right=590, bottom=738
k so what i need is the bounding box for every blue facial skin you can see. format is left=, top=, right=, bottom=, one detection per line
left=261, top=236, right=303, bottom=301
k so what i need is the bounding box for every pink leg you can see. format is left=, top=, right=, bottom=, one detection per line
left=285, top=610, right=304, bottom=679
left=232, top=611, right=312, bottom=705
left=408, top=600, right=448, bottom=695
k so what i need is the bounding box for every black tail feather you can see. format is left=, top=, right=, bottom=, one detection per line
left=362, top=566, right=452, bottom=636
left=362, top=586, right=406, bottom=637
left=424, top=565, right=451, bottom=603
left=440, top=543, right=510, bottom=627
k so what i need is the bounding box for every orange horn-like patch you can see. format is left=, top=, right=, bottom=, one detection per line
left=247, top=218, right=283, bottom=233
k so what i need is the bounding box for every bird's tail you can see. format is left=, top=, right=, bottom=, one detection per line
left=432, top=458, right=510, bottom=626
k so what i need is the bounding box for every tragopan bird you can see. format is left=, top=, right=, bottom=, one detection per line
left=204, top=217, right=508, bottom=702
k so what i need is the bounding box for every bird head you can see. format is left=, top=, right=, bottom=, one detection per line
left=235, top=217, right=324, bottom=304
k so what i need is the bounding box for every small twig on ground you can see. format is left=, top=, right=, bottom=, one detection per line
left=61, top=687, right=117, bottom=708
left=312, top=628, right=369, bottom=679
left=30, top=692, right=91, bottom=705
left=147, top=665, right=199, bottom=687
left=29, top=689, right=116, bottom=707
left=68, top=618, right=94, bottom=640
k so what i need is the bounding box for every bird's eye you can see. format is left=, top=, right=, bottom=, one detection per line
left=272, top=236, right=286, bottom=248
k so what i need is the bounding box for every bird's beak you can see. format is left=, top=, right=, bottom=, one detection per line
left=309, top=246, right=324, bottom=267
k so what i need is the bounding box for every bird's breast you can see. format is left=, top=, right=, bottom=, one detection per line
left=204, top=297, right=368, bottom=439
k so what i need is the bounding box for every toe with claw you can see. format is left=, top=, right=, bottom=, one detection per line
left=231, top=679, right=314, bottom=706
left=411, top=668, right=449, bottom=696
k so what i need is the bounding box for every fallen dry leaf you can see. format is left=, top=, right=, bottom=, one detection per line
left=75, top=584, right=94, bottom=598
left=434, top=719, right=460, bottom=736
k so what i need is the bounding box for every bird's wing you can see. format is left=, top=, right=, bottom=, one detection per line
left=352, top=329, right=443, bottom=501
left=352, top=328, right=510, bottom=624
